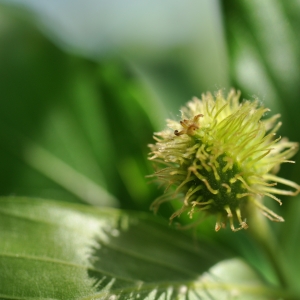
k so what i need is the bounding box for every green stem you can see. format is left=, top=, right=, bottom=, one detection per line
left=248, top=206, right=290, bottom=289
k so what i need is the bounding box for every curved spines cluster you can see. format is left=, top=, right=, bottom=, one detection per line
left=148, top=89, right=299, bottom=231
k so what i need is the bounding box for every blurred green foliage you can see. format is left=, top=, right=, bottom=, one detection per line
left=1, top=0, right=300, bottom=299
left=0, top=10, right=160, bottom=210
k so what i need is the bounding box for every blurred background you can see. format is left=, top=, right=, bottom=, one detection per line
left=1, top=0, right=300, bottom=284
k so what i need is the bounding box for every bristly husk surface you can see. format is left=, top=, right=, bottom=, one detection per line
left=148, top=89, right=300, bottom=231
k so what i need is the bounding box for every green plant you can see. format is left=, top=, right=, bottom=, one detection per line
left=1, top=1, right=300, bottom=300
left=148, top=90, right=299, bottom=231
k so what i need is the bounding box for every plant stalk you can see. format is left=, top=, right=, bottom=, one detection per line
left=248, top=205, right=290, bottom=289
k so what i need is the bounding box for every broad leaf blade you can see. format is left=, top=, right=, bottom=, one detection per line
left=0, top=197, right=283, bottom=299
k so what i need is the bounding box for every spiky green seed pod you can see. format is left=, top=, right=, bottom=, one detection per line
left=148, top=89, right=300, bottom=231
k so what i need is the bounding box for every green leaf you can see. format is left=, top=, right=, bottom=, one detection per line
left=0, top=197, right=290, bottom=299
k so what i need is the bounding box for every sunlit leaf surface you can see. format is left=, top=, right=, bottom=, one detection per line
left=0, top=197, right=284, bottom=299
